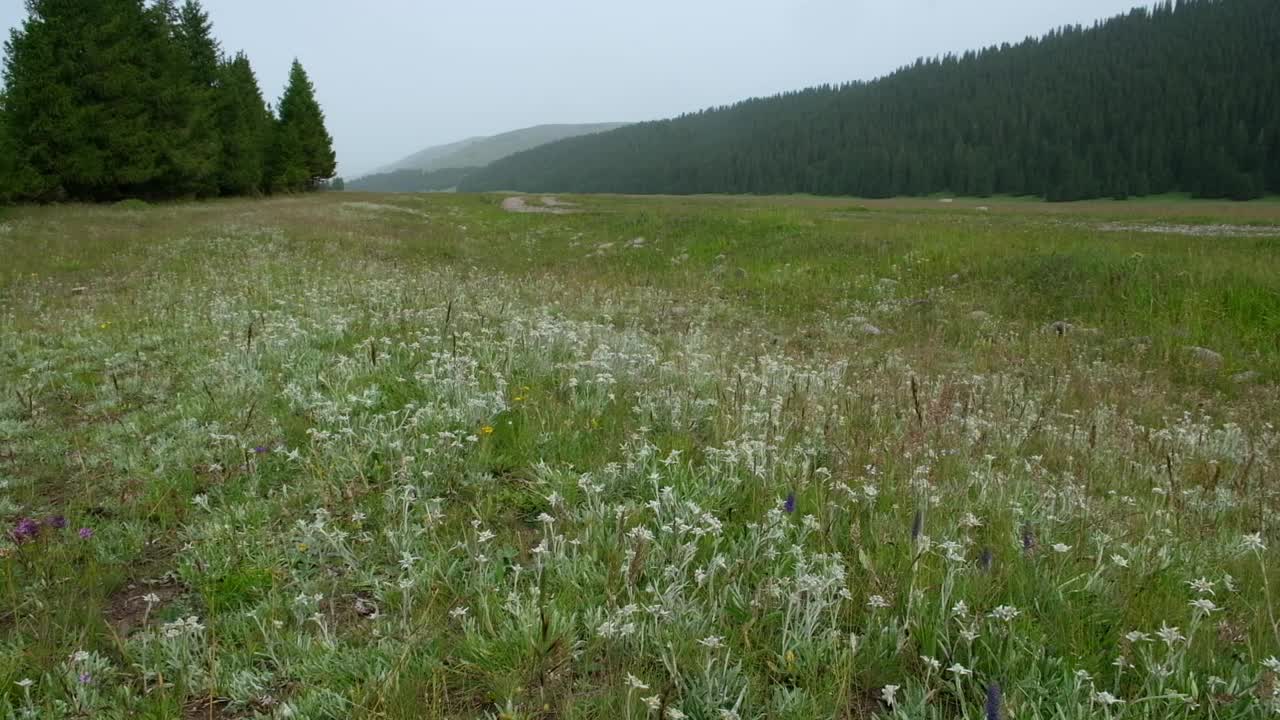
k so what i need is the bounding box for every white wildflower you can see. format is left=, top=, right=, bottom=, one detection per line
left=1093, top=691, right=1124, bottom=706
left=881, top=684, right=900, bottom=707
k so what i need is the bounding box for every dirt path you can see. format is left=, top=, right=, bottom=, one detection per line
left=501, top=196, right=577, bottom=214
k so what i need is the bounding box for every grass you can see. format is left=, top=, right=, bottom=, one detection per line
left=0, top=192, right=1278, bottom=719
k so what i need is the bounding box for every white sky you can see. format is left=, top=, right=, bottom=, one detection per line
left=2, top=1, right=1150, bottom=176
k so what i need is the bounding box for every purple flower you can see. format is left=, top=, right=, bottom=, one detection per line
left=10, top=517, right=40, bottom=543
left=979, top=547, right=994, bottom=572
left=784, top=492, right=796, bottom=514
left=253, top=446, right=269, bottom=454
left=78, top=673, right=92, bottom=685
left=78, top=527, right=94, bottom=540
left=985, top=682, right=1002, bottom=720
left=46, top=515, right=67, bottom=530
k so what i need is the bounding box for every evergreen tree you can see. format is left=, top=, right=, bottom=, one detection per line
left=215, top=52, right=273, bottom=195
left=166, top=0, right=223, bottom=196
left=270, top=60, right=336, bottom=192
left=2, top=0, right=201, bottom=200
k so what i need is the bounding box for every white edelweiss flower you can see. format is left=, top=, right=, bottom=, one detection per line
left=698, top=635, right=725, bottom=649
left=1124, top=630, right=1151, bottom=644
left=988, top=605, right=1021, bottom=622
left=626, top=673, right=649, bottom=690
left=1052, top=543, right=1073, bottom=553
left=1110, top=554, right=1130, bottom=568
left=881, top=684, right=900, bottom=707
left=1241, top=533, right=1266, bottom=553
left=643, top=695, right=662, bottom=710
left=1262, top=656, right=1280, bottom=673
left=449, top=606, right=469, bottom=619
left=867, top=594, right=890, bottom=609
left=70, top=650, right=91, bottom=663
left=1188, top=598, right=1219, bottom=617
left=665, top=708, right=687, bottom=720
left=1093, top=691, right=1124, bottom=706
left=951, top=600, right=969, bottom=617
left=143, top=592, right=161, bottom=605
left=959, top=513, right=983, bottom=529
left=1155, top=623, right=1185, bottom=648
left=920, top=655, right=941, bottom=672
left=1187, top=577, right=1215, bottom=595
left=947, top=663, right=972, bottom=677
left=16, top=678, right=34, bottom=688
left=1075, top=669, right=1094, bottom=683
left=537, top=512, right=555, bottom=525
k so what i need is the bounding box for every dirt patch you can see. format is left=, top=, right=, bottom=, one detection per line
left=105, top=578, right=185, bottom=637
left=501, top=196, right=576, bottom=215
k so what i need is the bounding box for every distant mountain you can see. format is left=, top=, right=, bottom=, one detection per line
left=346, top=166, right=479, bottom=193
left=461, top=0, right=1280, bottom=201
left=371, top=123, right=628, bottom=176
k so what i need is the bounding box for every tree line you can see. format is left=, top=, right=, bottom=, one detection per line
left=345, top=167, right=479, bottom=193
left=462, top=0, right=1280, bottom=201
left=0, top=0, right=337, bottom=202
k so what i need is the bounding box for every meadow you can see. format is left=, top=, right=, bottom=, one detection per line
left=0, top=192, right=1278, bottom=719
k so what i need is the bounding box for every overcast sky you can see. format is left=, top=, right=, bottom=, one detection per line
left=2, top=1, right=1149, bottom=176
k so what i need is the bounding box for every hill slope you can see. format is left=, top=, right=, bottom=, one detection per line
left=373, top=122, right=628, bottom=175
left=461, top=0, right=1280, bottom=201
left=345, top=166, right=479, bottom=193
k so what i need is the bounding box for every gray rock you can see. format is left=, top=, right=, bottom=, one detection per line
left=1231, top=370, right=1261, bottom=384
left=968, top=310, right=992, bottom=322
left=858, top=322, right=884, bottom=336
left=1045, top=320, right=1074, bottom=336
left=1183, top=346, right=1224, bottom=370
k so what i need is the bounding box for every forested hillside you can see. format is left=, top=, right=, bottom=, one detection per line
left=0, top=0, right=336, bottom=202
left=346, top=166, right=478, bottom=192
left=462, top=0, right=1280, bottom=201
left=373, top=123, right=629, bottom=175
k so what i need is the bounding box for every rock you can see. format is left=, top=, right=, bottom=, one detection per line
left=1045, top=320, right=1074, bottom=336
left=1231, top=370, right=1261, bottom=384
left=976, top=206, right=990, bottom=212
left=858, top=322, right=884, bottom=336
left=968, top=310, right=992, bottom=322
left=940, top=198, right=954, bottom=204
left=1183, top=346, right=1224, bottom=370
left=1116, top=335, right=1153, bottom=347
left=70, top=286, right=88, bottom=295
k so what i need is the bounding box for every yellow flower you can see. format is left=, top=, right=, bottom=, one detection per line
left=513, top=395, right=526, bottom=402
left=99, top=322, right=111, bottom=329
left=481, top=425, right=495, bottom=435
left=296, top=543, right=309, bottom=552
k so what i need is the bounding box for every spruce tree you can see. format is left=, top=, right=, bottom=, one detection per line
left=167, top=0, right=222, bottom=196
left=270, top=60, right=336, bottom=192
left=215, top=52, right=273, bottom=195
left=3, top=0, right=196, bottom=200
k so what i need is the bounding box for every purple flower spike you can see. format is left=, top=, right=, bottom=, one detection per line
left=253, top=446, right=269, bottom=454
left=47, top=515, right=68, bottom=530
left=986, top=682, right=1003, bottom=720
left=78, top=527, right=94, bottom=540
left=784, top=492, right=796, bottom=514
left=78, top=673, right=92, bottom=685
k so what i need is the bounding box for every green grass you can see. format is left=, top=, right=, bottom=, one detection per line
left=0, top=193, right=1278, bottom=719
